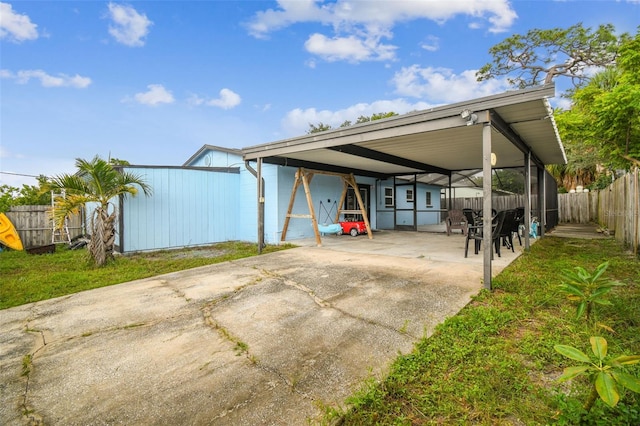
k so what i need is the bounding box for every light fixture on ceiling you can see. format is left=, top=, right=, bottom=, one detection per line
left=460, top=109, right=478, bottom=126
left=491, top=153, right=497, bottom=166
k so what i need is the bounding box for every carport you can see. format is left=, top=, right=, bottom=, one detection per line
left=243, top=84, right=566, bottom=289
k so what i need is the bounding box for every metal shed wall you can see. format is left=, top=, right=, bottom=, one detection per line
left=120, top=167, right=239, bottom=252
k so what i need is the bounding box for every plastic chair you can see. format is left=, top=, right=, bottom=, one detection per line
left=445, top=209, right=468, bottom=236
left=465, top=210, right=506, bottom=258
left=499, top=209, right=518, bottom=252
left=462, top=208, right=477, bottom=228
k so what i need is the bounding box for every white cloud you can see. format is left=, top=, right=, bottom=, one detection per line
left=1, top=69, right=91, bottom=88
left=107, top=3, right=152, bottom=47
left=0, top=2, right=38, bottom=42
left=189, top=88, right=241, bottom=110
left=391, top=65, right=509, bottom=103
left=305, top=33, right=396, bottom=62
left=420, top=35, right=440, bottom=52
left=554, top=97, right=572, bottom=111
left=246, top=0, right=332, bottom=39
left=247, top=0, right=516, bottom=62
left=281, top=98, right=432, bottom=137
left=132, top=84, right=174, bottom=106
left=281, top=63, right=515, bottom=137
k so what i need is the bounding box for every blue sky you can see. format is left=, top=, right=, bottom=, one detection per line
left=1, top=0, right=639, bottom=187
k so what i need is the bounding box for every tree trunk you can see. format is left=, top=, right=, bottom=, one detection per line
left=88, top=207, right=116, bottom=267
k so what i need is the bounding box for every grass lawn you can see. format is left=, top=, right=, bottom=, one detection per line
left=0, top=241, right=294, bottom=310
left=324, top=237, right=640, bottom=425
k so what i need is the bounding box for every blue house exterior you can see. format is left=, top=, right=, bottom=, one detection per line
left=112, top=145, right=442, bottom=253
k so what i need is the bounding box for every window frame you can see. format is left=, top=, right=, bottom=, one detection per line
left=406, top=188, right=414, bottom=202
left=384, top=187, right=394, bottom=207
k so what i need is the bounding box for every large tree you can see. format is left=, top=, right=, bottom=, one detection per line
left=476, top=23, right=627, bottom=89
left=555, top=30, right=640, bottom=172
left=477, top=23, right=635, bottom=190
left=43, top=156, right=151, bottom=266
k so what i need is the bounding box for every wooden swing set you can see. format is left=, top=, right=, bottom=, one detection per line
left=281, top=168, right=373, bottom=246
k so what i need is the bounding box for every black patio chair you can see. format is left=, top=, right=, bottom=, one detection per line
left=513, top=207, right=525, bottom=246
left=464, top=210, right=506, bottom=258
left=498, top=209, right=518, bottom=252
left=462, top=208, right=477, bottom=228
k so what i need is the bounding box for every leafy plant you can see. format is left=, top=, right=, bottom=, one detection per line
left=558, top=261, right=624, bottom=320
left=555, top=336, right=640, bottom=411
left=43, top=156, right=152, bottom=267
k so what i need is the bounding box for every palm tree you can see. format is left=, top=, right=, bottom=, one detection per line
left=44, top=156, right=151, bottom=266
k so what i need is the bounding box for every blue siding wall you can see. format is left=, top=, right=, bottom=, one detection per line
left=374, top=179, right=442, bottom=229
left=189, top=150, right=242, bottom=168
left=206, top=159, right=282, bottom=245
left=416, top=184, right=441, bottom=225
left=121, top=167, right=239, bottom=252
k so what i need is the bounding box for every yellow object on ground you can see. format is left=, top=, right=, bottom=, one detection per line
left=0, top=212, right=24, bottom=250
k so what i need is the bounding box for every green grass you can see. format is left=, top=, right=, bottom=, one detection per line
left=0, top=241, right=294, bottom=310
left=325, top=237, right=640, bottom=425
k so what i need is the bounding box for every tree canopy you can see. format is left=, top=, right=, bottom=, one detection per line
left=478, top=23, right=638, bottom=190
left=476, top=23, right=627, bottom=89
left=0, top=175, right=52, bottom=213
left=555, top=30, right=640, bottom=173
left=307, top=112, right=398, bottom=134
left=43, top=156, right=151, bottom=266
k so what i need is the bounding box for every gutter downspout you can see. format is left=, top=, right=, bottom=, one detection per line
left=245, top=160, right=265, bottom=254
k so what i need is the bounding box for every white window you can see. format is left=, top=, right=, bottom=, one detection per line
left=384, top=187, right=394, bottom=207
left=426, top=191, right=432, bottom=207
left=406, top=189, right=414, bottom=202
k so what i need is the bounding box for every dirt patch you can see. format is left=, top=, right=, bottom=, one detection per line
left=142, top=248, right=229, bottom=260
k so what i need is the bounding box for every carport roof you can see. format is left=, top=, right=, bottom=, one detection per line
left=243, top=84, right=566, bottom=181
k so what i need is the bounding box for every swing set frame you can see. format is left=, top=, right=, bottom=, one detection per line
left=281, top=168, right=373, bottom=246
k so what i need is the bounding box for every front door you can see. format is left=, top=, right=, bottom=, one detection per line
left=394, top=180, right=417, bottom=231
left=344, top=185, right=370, bottom=222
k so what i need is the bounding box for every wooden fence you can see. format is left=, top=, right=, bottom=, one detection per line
left=450, top=194, right=535, bottom=213
left=5, top=205, right=84, bottom=248
left=558, top=168, right=639, bottom=253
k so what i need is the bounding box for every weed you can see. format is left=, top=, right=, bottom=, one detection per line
left=234, top=341, right=249, bottom=355
left=122, top=322, right=146, bottom=329
left=555, top=336, right=640, bottom=411
left=21, top=354, right=32, bottom=377
left=558, top=261, right=624, bottom=321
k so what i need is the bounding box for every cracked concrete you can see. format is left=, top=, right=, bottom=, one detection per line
left=0, top=230, right=522, bottom=425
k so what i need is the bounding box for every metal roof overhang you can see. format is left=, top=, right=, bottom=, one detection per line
left=243, top=84, right=566, bottom=181
left=242, top=84, right=567, bottom=290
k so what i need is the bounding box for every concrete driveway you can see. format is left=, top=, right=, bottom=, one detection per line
left=0, top=230, right=523, bottom=425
